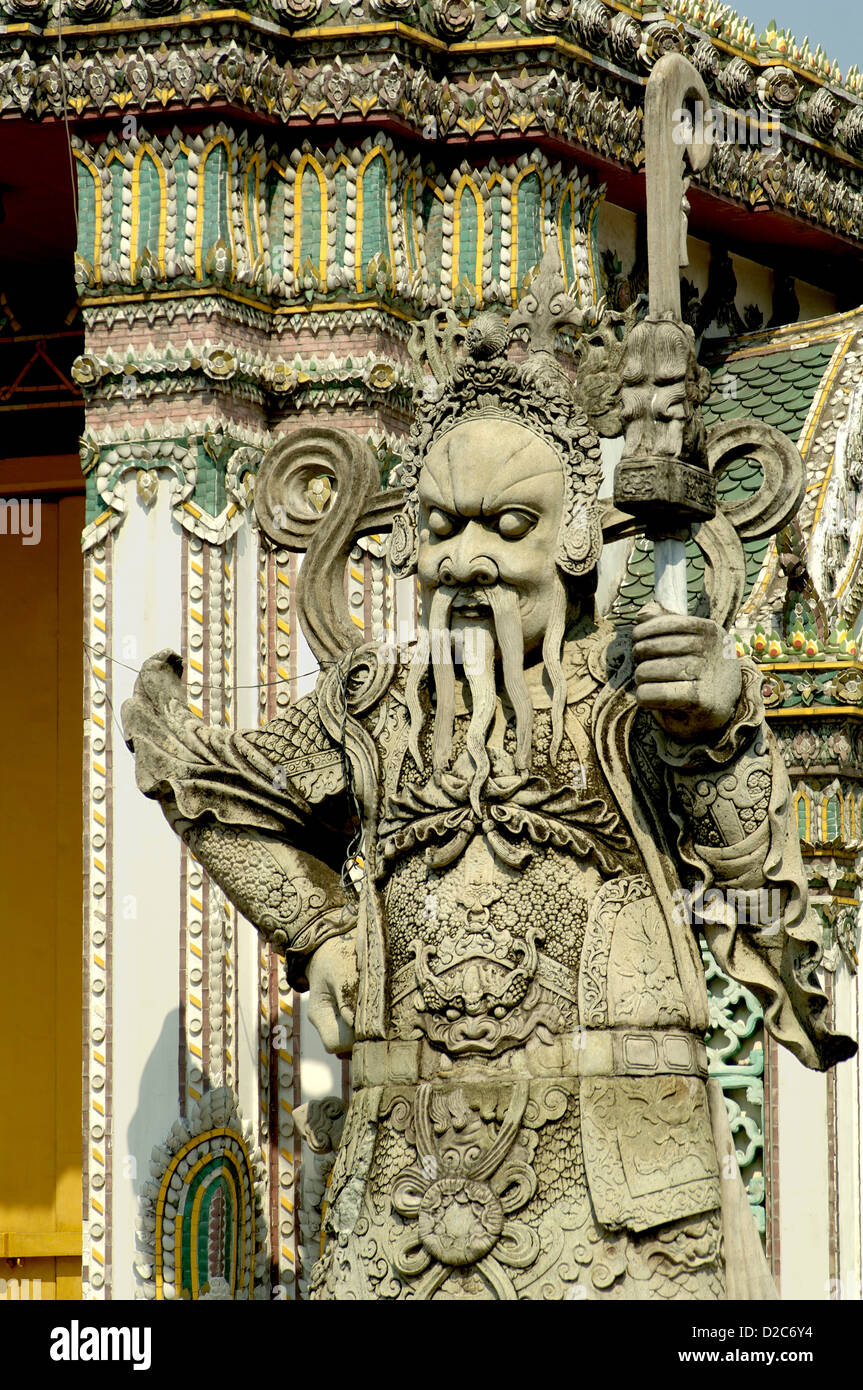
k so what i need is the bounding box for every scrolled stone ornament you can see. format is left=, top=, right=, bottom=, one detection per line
left=388, top=509, right=418, bottom=580
left=509, top=240, right=604, bottom=357
left=293, top=1097, right=346, bottom=1155
left=407, top=307, right=467, bottom=394
left=390, top=1083, right=540, bottom=1296
left=254, top=426, right=381, bottom=663
left=688, top=509, right=746, bottom=631
left=558, top=496, right=603, bottom=579
left=707, top=417, right=806, bottom=543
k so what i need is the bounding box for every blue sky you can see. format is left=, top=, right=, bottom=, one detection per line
left=736, top=1, right=863, bottom=72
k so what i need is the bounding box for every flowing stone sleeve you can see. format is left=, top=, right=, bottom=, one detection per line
left=652, top=659, right=856, bottom=1072
left=122, top=649, right=356, bottom=986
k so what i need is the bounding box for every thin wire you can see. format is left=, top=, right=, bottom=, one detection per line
left=83, top=642, right=130, bottom=748
left=56, top=4, right=79, bottom=237
left=86, top=638, right=368, bottom=893
left=82, top=640, right=330, bottom=693
left=335, top=651, right=364, bottom=900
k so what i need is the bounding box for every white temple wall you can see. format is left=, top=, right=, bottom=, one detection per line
left=233, top=522, right=265, bottom=1143
left=775, top=1049, right=831, bottom=1298
left=106, top=480, right=183, bottom=1298
left=832, top=968, right=862, bottom=1299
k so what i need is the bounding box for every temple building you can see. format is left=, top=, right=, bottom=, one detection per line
left=0, top=0, right=862, bottom=1299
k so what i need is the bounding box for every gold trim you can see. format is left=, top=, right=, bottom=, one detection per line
left=765, top=705, right=863, bottom=718
left=758, top=661, right=861, bottom=671
left=73, top=151, right=103, bottom=286
left=289, top=18, right=445, bottom=47
left=805, top=336, right=856, bottom=535
left=130, top=144, right=167, bottom=281
left=188, top=1163, right=241, bottom=1300
left=243, top=153, right=264, bottom=265
left=80, top=286, right=415, bottom=322
left=154, top=1126, right=252, bottom=1301
left=707, top=306, right=863, bottom=357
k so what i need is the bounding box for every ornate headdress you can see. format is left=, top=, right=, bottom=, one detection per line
left=389, top=242, right=606, bottom=582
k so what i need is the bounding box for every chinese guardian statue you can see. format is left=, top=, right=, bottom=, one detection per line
left=123, top=293, right=854, bottom=1299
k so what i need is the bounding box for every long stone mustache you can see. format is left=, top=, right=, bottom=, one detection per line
left=405, top=583, right=535, bottom=808
left=429, top=587, right=457, bottom=775
left=405, top=586, right=452, bottom=773
left=541, top=567, right=569, bottom=762
left=482, top=583, right=533, bottom=773
left=462, top=623, right=496, bottom=817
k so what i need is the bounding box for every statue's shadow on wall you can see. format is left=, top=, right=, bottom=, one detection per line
left=126, top=1009, right=266, bottom=1299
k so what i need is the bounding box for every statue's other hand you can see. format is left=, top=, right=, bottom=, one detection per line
left=306, top=929, right=358, bottom=1056
left=632, top=603, right=742, bottom=740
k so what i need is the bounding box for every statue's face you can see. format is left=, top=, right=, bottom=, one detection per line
left=417, top=418, right=565, bottom=656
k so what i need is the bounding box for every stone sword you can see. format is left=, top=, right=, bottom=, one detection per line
left=614, top=52, right=718, bottom=615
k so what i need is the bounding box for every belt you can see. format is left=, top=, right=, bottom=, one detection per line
left=351, top=1029, right=708, bottom=1090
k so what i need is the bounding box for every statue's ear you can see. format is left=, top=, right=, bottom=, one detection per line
left=557, top=498, right=603, bottom=578
left=388, top=507, right=418, bottom=579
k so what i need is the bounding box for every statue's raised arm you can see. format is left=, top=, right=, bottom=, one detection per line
left=122, top=644, right=358, bottom=999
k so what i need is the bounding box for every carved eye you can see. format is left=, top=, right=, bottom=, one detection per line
left=497, top=510, right=535, bottom=540
left=427, top=508, right=456, bottom=537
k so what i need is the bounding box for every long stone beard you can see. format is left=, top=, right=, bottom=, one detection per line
left=404, top=574, right=570, bottom=814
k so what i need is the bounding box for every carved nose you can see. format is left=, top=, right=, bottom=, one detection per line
left=439, top=555, right=498, bottom=588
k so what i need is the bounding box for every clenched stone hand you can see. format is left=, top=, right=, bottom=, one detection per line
left=306, top=929, right=359, bottom=1056
left=632, top=602, right=742, bottom=741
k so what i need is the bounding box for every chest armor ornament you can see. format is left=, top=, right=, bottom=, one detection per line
left=313, top=698, right=724, bottom=1300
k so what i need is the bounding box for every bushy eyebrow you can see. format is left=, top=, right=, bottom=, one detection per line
left=418, top=434, right=562, bottom=513
left=484, top=463, right=560, bottom=512
left=418, top=445, right=455, bottom=510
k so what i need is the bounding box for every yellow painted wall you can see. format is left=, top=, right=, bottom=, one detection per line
left=0, top=482, right=83, bottom=1299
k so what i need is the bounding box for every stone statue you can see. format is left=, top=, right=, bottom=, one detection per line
left=123, top=296, right=854, bottom=1299
left=122, top=55, right=854, bottom=1300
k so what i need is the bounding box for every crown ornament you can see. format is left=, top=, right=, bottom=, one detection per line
left=392, top=240, right=607, bottom=583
